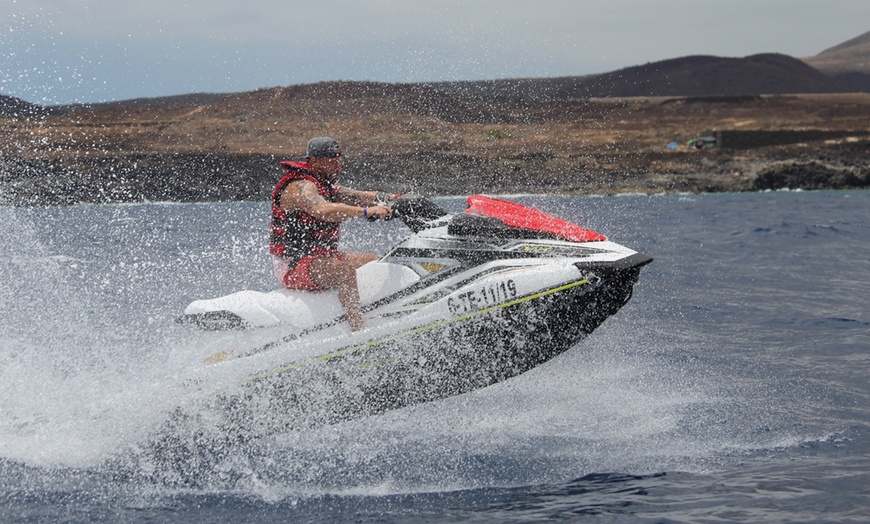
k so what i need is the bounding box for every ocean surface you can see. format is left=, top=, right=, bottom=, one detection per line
left=1, top=190, right=867, bottom=523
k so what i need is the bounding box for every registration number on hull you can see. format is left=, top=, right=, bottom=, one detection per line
left=447, top=279, right=518, bottom=315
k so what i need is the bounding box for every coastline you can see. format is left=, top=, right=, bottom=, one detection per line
left=2, top=93, right=869, bottom=206
left=2, top=142, right=867, bottom=206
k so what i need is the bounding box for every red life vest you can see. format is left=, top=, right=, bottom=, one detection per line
left=269, top=161, right=341, bottom=261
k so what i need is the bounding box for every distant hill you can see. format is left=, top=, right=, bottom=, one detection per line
left=186, top=53, right=849, bottom=125
left=563, top=53, right=848, bottom=97
left=819, top=31, right=870, bottom=56
left=55, top=92, right=235, bottom=112
left=2, top=41, right=865, bottom=119
left=198, top=81, right=504, bottom=124
left=803, top=30, right=870, bottom=92
left=0, top=94, right=48, bottom=117
left=435, top=53, right=849, bottom=101
left=224, top=53, right=854, bottom=105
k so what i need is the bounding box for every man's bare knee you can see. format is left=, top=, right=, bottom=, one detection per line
left=345, top=252, right=379, bottom=269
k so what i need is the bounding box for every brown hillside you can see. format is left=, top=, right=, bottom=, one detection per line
left=820, top=29, right=870, bottom=54
left=803, top=30, right=870, bottom=92
left=3, top=85, right=869, bottom=205
left=199, top=82, right=514, bottom=124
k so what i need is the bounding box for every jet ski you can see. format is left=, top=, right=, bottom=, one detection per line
left=174, top=194, right=652, bottom=440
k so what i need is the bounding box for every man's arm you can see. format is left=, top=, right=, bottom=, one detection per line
left=335, top=186, right=376, bottom=207
left=335, top=186, right=399, bottom=207
left=280, top=180, right=367, bottom=223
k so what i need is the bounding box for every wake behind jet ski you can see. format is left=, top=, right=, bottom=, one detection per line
left=173, top=194, right=651, bottom=441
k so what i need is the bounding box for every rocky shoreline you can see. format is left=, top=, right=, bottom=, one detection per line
left=3, top=139, right=868, bottom=206
left=2, top=91, right=869, bottom=205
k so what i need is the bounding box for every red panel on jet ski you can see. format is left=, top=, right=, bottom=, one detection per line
left=465, top=195, right=606, bottom=242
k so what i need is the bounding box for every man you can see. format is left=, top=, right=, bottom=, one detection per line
left=270, top=137, right=397, bottom=331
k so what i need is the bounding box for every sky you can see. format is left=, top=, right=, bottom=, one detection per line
left=2, top=0, right=869, bottom=105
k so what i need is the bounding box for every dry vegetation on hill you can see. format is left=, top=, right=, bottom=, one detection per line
left=2, top=52, right=870, bottom=204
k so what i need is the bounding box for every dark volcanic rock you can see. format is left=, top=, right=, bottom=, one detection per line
left=1, top=154, right=278, bottom=205
left=753, top=160, right=870, bottom=191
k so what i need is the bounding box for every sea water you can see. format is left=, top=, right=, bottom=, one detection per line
left=0, top=191, right=867, bottom=522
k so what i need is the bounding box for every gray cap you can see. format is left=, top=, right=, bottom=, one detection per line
left=306, top=137, right=342, bottom=158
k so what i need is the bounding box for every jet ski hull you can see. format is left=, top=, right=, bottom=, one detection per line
left=209, top=259, right=647, bottom=439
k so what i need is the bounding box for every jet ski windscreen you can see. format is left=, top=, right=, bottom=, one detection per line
left=465, top=195, right=606, bottom=242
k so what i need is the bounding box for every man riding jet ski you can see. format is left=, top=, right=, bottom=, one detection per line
left=173, top=190, right=651, bottom=441
left=269, top=136, right=400, bottom=331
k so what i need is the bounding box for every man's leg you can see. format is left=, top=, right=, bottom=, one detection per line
left=344, top=252, right=379, bottom=269
left=309, top=253, right=378, bottom=331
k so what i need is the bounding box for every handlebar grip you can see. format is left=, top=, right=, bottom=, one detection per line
left=364, top=207, right=393, bottom=221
